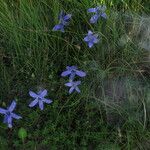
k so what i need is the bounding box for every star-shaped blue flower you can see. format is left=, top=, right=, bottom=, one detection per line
left=29, top=89, right=52, bottom=110
left=88, top=5, right=107, bottom=24
left=61, top=66, right=86, bottom=81
left=84, top=30, right=99, bottom=48
left=53, top=11, right=72, bottom=32
left=0, top=101, right=22, bottom=128
left=65, top=81, right=81, bottom=94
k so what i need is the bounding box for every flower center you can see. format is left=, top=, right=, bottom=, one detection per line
left=6, top=111, right=11, bottom=116
left=38, top=96, right=43, bottom=101
left=88, top=35, right=94, bottom=41
left=71, top=70, right=76, bottom=73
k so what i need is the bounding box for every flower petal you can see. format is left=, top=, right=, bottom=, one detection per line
left=0, top=108, right=6, bottom=114
left=11, top=113, right=22, bottom=120
left=69, top=87, right=75, bottom=94
left=52, top=24, right=64, bottom=31
left=40, top=89, right=48, bottom=97
left=39, top=101, right=44, bottom=110
left=61, top=70, right=71, bottom=77
left=101, top=13, right=107, bottom=19
left=58, top=11, right=64, bottom=20
left=93, top=37, right=99, bottom=43
left=60, top=27, right=65, bottom=32
left=88, top=42, right=94, bottom=48
left=70, top=66, right=77, bottom=70
left=75, top=81, right=81, bottom=85
left=90, top=14, right=99, bottom=24
left=29, top=91, right=38, bottom=98
left=75, top=70, right=86, bottom=77
left=66, top=66, right=71, bottom=70
left=88, top=30, right=93, bottom=35
left=7, top=116, right=13, bottom=128
left=8, top=101, right=16, bottom=112
left=84, top=36, right=90, bottom=42
left=42, top=98, right=53, bottom=104
left=75, top=86, right=81, bottom=93
left=65, top=82, right=73, bottom=87
left=64, top=14, right=72, bottom=21
left=88, top=8, right=97, bottom=13
left=29, top=99, right=38, bottom=107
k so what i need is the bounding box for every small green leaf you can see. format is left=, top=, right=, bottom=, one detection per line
left=18, top=128, right=27, bottom=140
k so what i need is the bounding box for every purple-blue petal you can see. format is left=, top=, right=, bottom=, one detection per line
left=66, top=66, right=71, bottom=70
left=29, top=99, right=38, bottom=107
left=42, top=98, right=52, bottom=104
left=70, top=66, right=77, bottom=70
left=40, top=89, right=48, bottom=97
left=75, top=70, right=86, bottom=77
left=88, top=8, right=97, bottom=13
left=84, top=36, right=90, bottom=42
left=88, top=42, right=94, bottom=48
left=75, top=81, right=81, bottom=85
left=8, top=101, right=16, bottom=112
left=29, top=91, right=38, bottom=98
left=63, top=14, right=72, bottom=21
left=11, top=113, right=22, bottom=120
left=60, top=27, right=65, bottom=32
left=39, top=101, right=44, bottom=110
left=0, top=108, right=6, bottom=114
left=69, top=87, right=75, bottom=94
left=101, top=13, right=107, bottom=19
left=53, top=24, right=64, bottom=31
left=66, top=66, right=77, bottom=71
left=75, top=87, right=81, bottom=93
left=88, top=30, right=93, bottom=35
left=90, top=14, right=99, bottom=24
left=61, top=70, right=71, bottom=77
left=7, top=116, right=12, bottom=128
left=65, top=82, right=73, bottom=87
left=58, top=11, right=64, bottom=20
left=93, top=37, right=99, bottom=43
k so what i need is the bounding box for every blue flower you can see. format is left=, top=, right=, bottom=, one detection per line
left=84, top=30, right=99, bottom=48
left=65, top=81, right=81, bottom=94
left=61, top=66, right=86, bottom=81
left=53, top=11, right=72, bottom=32
left=29, top=89, right=52, bottom=110
left=88, top=5, right=107, bottom=24
left=0, top=101, right=22, bottom=128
